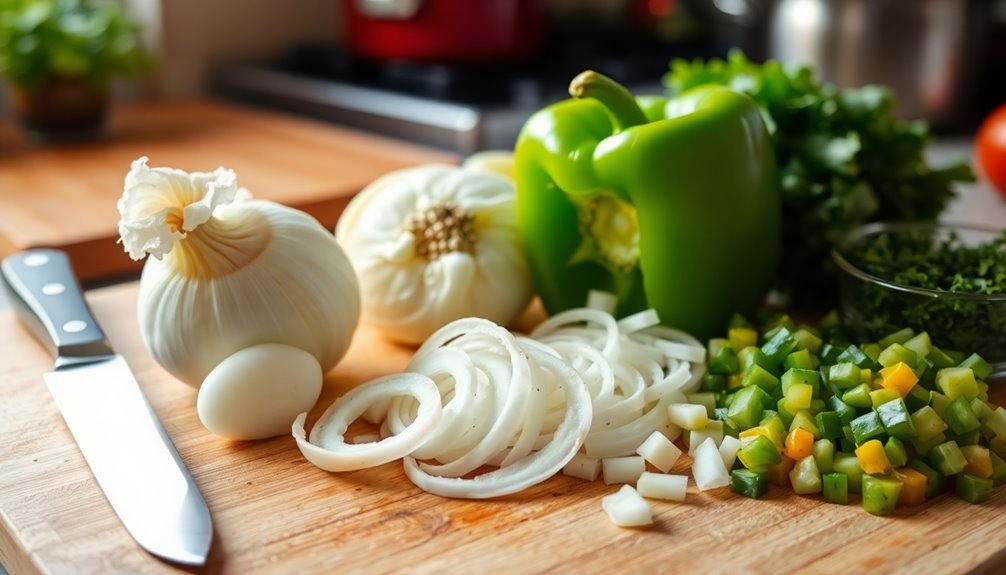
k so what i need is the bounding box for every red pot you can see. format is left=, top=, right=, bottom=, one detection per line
left=344, top=0, right=544, bottom=63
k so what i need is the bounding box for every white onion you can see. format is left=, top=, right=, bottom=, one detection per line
left=601, top=485, right=653, bottom=527
left=403, top=342, right=591, bottom=498
left=294, top=291, right=707, bottom=501
left=292, top=373, right=442, bottom=472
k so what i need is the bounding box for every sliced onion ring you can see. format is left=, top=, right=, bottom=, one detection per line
left=292, top=373, right=442, bottom=472
left=403, top=341, right=591, bottom=499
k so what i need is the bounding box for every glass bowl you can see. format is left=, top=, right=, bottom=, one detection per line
left=832, top=221, right=1006, bottom=379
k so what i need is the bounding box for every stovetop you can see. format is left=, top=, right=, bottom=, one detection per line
left=212, top=41, right=705, bottom=154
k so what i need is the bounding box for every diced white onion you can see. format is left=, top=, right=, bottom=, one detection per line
left=667, top=403, right=709, bottom=430
left=688, top=420, right=725, bottom=455
left=563, top=454, right=601, bottom=481
left=586, top=290, right=618, bottom=315
left=602, top=456, right=646, bottom=485
left=635, top=431, right=683, bottom=473
left=601, top=485, right=653, bottom=527
left=636, top=472, right=688, bottom=502
left=718, top=435, right=742, bottom=469
left=691, top=437, right=732, bottom=491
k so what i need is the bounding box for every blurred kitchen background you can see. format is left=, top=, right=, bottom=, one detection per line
left=3, top=0, right=1006, bottom=155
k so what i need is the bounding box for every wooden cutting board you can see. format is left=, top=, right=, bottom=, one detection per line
left=1, top=282, right=1005, bottom=575
left=0, top=100, right=456, bottom=284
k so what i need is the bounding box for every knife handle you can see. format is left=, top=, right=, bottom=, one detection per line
left=1, top=248, right=114, bottom=366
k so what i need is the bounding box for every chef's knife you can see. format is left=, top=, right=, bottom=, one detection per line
left=0, top=248, right=213, bottom=566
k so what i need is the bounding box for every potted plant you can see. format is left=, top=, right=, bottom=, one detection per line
left=0, top=0, right=152, bottom=141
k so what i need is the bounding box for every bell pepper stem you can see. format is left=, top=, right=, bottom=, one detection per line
left=569, top=70, right=648, bottom=131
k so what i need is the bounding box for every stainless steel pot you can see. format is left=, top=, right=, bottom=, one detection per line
left=707, top=0, right=1006, bottom=130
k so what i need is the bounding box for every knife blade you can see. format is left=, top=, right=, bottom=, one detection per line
left=1, top=248, right=213, bottom=567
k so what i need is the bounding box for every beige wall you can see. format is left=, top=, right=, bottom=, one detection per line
left=141, top=0, right=343, bottom=98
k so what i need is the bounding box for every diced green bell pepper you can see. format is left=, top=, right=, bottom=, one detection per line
left=738, top=435, right=781, bottom=470
left=784, top=349, right=816, bottom=371
left=514, top=71, right=780, bottom=340
left=945, top=396, right=981, bottom=435
left=878, top=343, right=918, bottom=369
left=789, top=410, right=820, bottom=438
left=903, top=332, right=933, bottom=360
left=929, top=440, right=967, bottom=475
left=813, top=438, right=835, bottom=473
left=990, top=452, right=1006, bottom=487
left=826, top=395, right=857, bottom=425
left=743, top=364, right=781, bottom=394
left=790, top=455, right=822, bottom=494
left=842, top=383, right=873, bottom=409
left=828, top=362, right=860, bottom=390
left=850, top=411, right=886, bottom=446
left=727, top=385, right=771, bottom=430
left=701, top=373, right=727, bottom=393
left=731, top=468, right=769, bottom=499
left=913, top=404, right=949, bottom=440
left=955, top=473, right=994, bottom=504
left=738, top=346, right=775, bottom=374
left=878, top=327, right=914, bottom=349
left=958, top=353, right=993, bottom=380
left=792, top=328, right=823, bottom=355
left=936, top=367, right=979, bottom=400
left=884, top=437, right=909, bottom=468
left=862, top=475, right=903, bottom=516
left=819, top=343, right=842, bottom=365
left=815, top=411, right=844, bottom=440
left=870, top=388, right=902, bottom=409
left=822, top=472, right=849, bottom=504
left=905, top=385, right=931, bottom=413
left=930, top=392, right=952, bottom=417
left=762, top=327, right=799, bottom=367
left=836, top=345, right=874, bottom=369
left=834, top=452, right=864, bottom=493
left=911, top=432, right=947, bottom=458
left=876, top=398, right=917, bottom=440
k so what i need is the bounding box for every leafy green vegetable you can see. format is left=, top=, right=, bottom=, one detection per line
left=664, top=50, right=975, bottom=308
left=0, top=0, right=152, bottom=90
left=842, top=227, right=1006, bottom=362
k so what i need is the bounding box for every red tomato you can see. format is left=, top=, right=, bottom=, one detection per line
left=976, top=103, right=1006, bottom=198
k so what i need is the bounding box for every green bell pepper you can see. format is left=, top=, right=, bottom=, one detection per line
left=514, top=71, right=780, bottom=340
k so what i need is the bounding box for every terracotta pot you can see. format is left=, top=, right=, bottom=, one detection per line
left=10, top=76, right=109, bottom=141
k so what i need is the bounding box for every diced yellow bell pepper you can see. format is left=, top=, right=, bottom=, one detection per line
left=892, top=467, right=927, bottom=506
left=739, top=425, right=782, bottom=451
left=960, top=445, right=994, bottom=479
left=784, top=383, right=813, bottom=412
left=729, top=327, right=758, bottom=352
left=766, top=455, right=796, bottom=486
left=855, top=439, right=890, bottom=475
left=880, top=362, right=918, bottom=398
left=861, top=368, right=873, bottom=386
left=727, top=373, right=743, bottom=390
left=784, top=427, right=814, bottom=461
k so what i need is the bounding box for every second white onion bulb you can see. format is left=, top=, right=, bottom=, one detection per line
left=335, top=164, right=532, bottom=344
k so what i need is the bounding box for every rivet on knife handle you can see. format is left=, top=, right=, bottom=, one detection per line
left=0, top=248, right=114, bottom=367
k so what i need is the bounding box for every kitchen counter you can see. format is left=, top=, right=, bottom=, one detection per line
left=0, top=99, right=457, bottom=285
